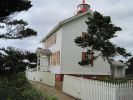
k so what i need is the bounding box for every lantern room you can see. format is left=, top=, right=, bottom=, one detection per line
left=77, top=0, right=90, bottom=15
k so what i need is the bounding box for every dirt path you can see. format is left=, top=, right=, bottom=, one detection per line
left=30, top=81, right=76, bottom=100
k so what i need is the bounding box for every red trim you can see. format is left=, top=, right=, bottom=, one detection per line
left=55, top=74, right=109, bottom=81
left=82, top=7, right=87, bottom=12
left=66, top=74, right=109, bottom=80
left=55, top=74, right=64, bottom=81
left=83, top=0, right=85, bottom=4
left=82, top=52, right=85, bottom=60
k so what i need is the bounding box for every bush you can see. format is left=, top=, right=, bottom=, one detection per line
left=0, top=73, right=45, bottom=100
left=98, top=77, right=128, bottom=83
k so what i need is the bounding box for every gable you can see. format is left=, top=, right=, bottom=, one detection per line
left=40, top=11, right=92, bottom=42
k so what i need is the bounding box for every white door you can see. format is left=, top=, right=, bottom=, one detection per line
left=40, top=57, right=49, bottom=71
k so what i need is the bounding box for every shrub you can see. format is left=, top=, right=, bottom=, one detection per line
left=98, top=77, right=128, bottom=83
left=0, top=73, right=45, bottom=100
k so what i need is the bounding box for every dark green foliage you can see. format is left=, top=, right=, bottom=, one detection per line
left=0, top=27, right=37, bottom=39
left=75, top=11, right=131, bottom=66
left=0, top=0, right=37, bottom=40
left=0, top=0, right=32, bottom=21
left=79, top=59, right=91, bottom=66
left=0, top=73, right=45, bottom=100
left=7, top=19, right=28, bottom=26
left=98, top=77, right=128, bottom=83
left=0, top=1, right=41, bottom=99
left=0, top=47, right=37, bottom=76
left=18, top=28, right=37, bottom=39
left=126, top=57, right=133, bottom=76
left=0, top=0, right=37, bottom=76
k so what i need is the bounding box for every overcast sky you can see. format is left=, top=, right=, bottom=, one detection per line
left=1, top=0, right=133, bottom=55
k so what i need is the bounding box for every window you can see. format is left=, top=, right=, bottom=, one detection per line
left=53, top=34, right=56, bottom=43
left=45, top=34, right=56, bottom=48
left=52, top=53, right=55, bottom=66
left=50, top=50, right=60, bottom=66
left=56, top=52, right=58, bottom=65
left=52, top=54, right=54, bottom=66
left=82, top=52, right=88, bottom=60
left=82, top=32, right=88, bottom=38
left=54, top=52, right=56, bottom=66
left=58, top=51, right=60, bottom=64
left=82, top=51, right=94, bottom=66
left=56, top=51, right=60, bottom=65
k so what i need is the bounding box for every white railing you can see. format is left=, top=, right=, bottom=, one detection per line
left=63, top=75, right=133, bottom=100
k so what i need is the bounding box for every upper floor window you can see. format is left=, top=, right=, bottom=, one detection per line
left=82, top=32, right=88, bottom=38
left=45, top=34, right=56, bottom=48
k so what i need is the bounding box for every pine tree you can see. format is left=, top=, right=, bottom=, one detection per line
left=126, top=57, right=133, bottom=76
left=75, top=11, right=131, bottom=76
left=0, top=0, right=37, bottom=76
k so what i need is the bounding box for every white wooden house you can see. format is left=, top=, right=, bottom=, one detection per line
left=35, top=1, right=112, bottom=81
left=30, top=1, right=127, bottom=81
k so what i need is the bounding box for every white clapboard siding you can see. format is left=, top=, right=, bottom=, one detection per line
left=61, top=13, right=111, bottom=75
left=63, top=75, right=133, bottom=100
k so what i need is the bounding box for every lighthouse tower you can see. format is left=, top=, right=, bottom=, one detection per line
left=77, top=0, right=91, bottom=15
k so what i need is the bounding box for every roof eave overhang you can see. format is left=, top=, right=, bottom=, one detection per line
left=40, top=23, right=62, bottom=42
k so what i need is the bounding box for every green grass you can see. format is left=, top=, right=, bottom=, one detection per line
left=48, top=96, right=57, bottom=100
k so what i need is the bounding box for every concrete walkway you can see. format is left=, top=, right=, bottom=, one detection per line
left=30, top=81, right=76, bottom=100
